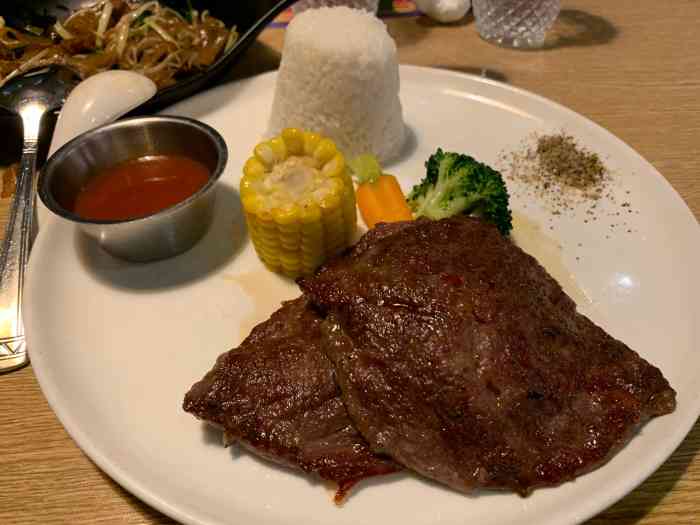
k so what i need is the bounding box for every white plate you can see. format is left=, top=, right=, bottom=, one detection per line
left=26, top=66, right=700, bottom=525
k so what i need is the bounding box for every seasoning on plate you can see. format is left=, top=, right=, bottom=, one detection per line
left=500, top=131, right=613, bottom=216
left=500, top=132, right=639, bottom=238
left=534, top=133, right=607, bottom=198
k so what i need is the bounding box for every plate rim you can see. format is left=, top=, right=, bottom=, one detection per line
left=26, top=64, right=700, bottom=525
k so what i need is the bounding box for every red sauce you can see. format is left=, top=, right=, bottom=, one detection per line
left=73, top=155, right=210, bottom=221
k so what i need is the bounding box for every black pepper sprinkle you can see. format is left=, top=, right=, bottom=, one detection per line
left=536, top=134, right=607, bottom=193
left=499, top=131, right=612, bottom=216
left=497, top=132, right=641, bottom=238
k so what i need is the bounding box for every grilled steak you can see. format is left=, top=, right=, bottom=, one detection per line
left=183, top=297, right=399, bottom=501
left=299, top=217, right=676, bottom=495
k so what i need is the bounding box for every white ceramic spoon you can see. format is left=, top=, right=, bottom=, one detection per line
left=48, top=70, right=157, bottom=157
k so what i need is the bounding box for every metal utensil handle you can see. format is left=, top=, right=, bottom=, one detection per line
left=0, top=123, right=39, bottom=373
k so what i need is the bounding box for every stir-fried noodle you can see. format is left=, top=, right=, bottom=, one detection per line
left=0, top=0, right=238, bottom=88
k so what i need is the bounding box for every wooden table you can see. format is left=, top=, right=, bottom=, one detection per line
left=1, top=0, right=699, bottom=523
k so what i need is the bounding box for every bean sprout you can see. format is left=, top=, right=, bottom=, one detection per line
left=144, top=19, right=177, bottom=46
left=95, top=1, right=114, bottom=47
left=2, top=49, right=53, bottom=87
left=53, top=20, right=75, bottom=40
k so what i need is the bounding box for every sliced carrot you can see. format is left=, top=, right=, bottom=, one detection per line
left=356, top=173, right=413, bottom=229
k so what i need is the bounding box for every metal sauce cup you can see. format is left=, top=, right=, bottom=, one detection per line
left=38, top=116, right=228, bottom=262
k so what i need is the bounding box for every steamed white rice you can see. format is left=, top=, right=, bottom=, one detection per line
left=267, top=7, right=406, bottom=163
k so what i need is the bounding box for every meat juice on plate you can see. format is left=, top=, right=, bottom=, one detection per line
left=510, top=211, right=591, bottom=307
left=223, top=270, right=298, bottom=339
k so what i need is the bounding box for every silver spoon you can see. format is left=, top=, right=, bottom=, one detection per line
left=0, top=66, right=80, bottom=373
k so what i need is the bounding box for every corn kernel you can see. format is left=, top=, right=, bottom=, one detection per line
left=254, top=142, right=276, bottom=167
left=243, top=157, right=266, bottom=179
left=256, top=208, right=273, bottom=222
left=300, top=204, right=322, bottom=224
left=272, top=204, right=301, bottom=226
left=319, top=192, right=341, bottom=212
left=268, top=137, right=288, bottom=163
left=321, top=152, right=345, bottom=178
left=302, top=131, right=321, bottom=156
left=281, top=128, right=304, bottom=155
left=242, top=195, right=262, bottom=215
left=313, top=138, right=337, bottom=165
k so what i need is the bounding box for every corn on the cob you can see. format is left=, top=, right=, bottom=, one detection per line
left=240, top=128, right=357, bottom=279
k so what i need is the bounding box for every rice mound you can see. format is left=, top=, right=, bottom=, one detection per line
left=267, top=7, right=405, bottom=163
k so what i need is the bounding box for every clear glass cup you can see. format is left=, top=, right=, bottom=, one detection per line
left=292, top=0, right=380, bottom=15
left=472, top=0, right=560, bottom=49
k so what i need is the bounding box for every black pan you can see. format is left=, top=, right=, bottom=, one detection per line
left=3, top=0, right=297, bottom=114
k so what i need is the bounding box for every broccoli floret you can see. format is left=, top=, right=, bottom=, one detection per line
left=407, top=148, right=513, bottom=235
